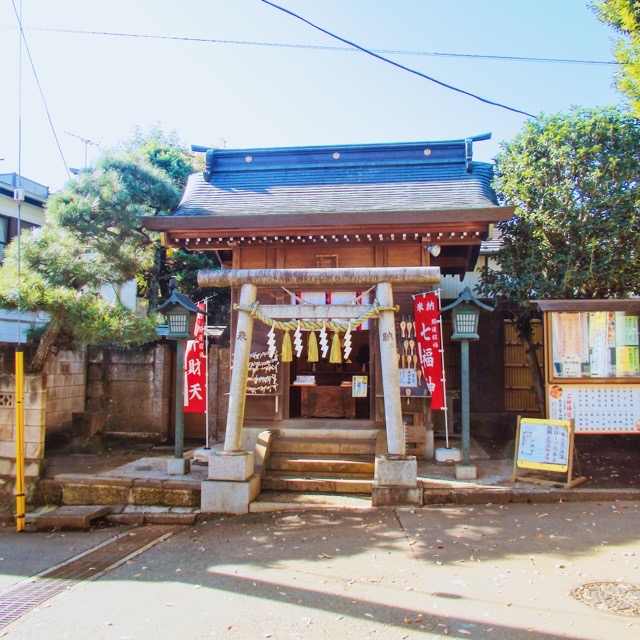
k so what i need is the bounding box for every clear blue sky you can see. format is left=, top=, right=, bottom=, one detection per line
left=0, top=0, right=624, bottom=191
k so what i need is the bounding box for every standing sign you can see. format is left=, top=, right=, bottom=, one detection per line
left=512, top=417, right=587, bottom=488
left=184, top=302, right=207, bottom=413
left=413, top=293, right=445, bottom=410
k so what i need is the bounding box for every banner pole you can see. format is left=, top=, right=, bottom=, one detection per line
left=436, top=289, right=450, bottom=449
left=204, top=297, right=210, bottom=448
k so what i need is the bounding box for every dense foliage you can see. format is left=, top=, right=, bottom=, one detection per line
left=478, top=106, right=640, bottom=409
left=592, top=0, right=640, bottom=115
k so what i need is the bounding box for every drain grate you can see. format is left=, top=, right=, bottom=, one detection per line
left=0, top=524, right=183, bottom=630
left=571, top=581, right=640, bottom=617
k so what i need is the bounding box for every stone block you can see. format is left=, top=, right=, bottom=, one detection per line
left=455, top=464, right=478, bottom=480
left=372, top=486, right=423, bottom=507
left=145, top=510, right=198, bottom=525
left=35, top=505, right=111, bottom=530
left=0, top=458, right=13, bottom=475
left=162, top=488, right=200, bottom=508
left=208, top=451, right=254, bottom=481
left=25, top=409, right=46, bottom=428
left=131, top=485, right=164, bottom=506
left=25, top=460, right=41, bottom=478
left=62, top=482, right=95, bottom=505
left=106, top=512, right=145, bottom=526
left=167, top=458, right=191, bottom=475
left=90, top=483, right=130, bottom=505
left=201, top=474, right=260, bottom=514
left=0, top=441, right=15, bottom=458
left=374, top=455, right=417, bottom=487
left=254, top=430, right=273, bottom=478
left=24, top=426, right=45, bottom=446
left=0, top=411, right=14, bottom=431
left=25, top=441, right=44, bottom=459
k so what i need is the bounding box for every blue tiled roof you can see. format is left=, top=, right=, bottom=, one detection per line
left=169, top=138, right=499, bottom=219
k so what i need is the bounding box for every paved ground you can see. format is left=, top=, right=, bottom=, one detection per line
left=1, top=502, right=639, bottom=639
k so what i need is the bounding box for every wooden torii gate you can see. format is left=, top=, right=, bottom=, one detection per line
left=197, top=267, right=440, bottom=512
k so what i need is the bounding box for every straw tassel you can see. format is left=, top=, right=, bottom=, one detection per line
left=281, top=330, right=293, bottom=362
left=329, top=331, right=342, bottom=364
left=307, top=330, right=319, bottom=362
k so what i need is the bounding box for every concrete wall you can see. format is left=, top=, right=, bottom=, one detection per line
left=42, top=349, right=87, bottom=437
left=86, top=343, right=171, bottom=441
left=0, top=348, right=86, bottom=503
left=0, top=374, right=45, bottom=502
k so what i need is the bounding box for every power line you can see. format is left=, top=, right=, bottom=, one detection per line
left=2, top=25, right=617, bottom=67
left=10, top=1, right=71, bottom=181
left=261, top=0, right=536, bottom=119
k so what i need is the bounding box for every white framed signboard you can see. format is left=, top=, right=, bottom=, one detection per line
left=548, top=384, right=640, bottom=433
left=512, top=417, right=586, bottom=488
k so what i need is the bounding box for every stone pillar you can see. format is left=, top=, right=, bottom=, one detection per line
left=203, top=283, right=259, bottom=514
left=223, top=282, right=257, bottom=453
left=376, top=281, right=405, bottom=455
left=373, top=282, right=421, bottom=506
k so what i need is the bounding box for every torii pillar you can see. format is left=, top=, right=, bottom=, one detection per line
left=197, top=267, right=440, bottom=513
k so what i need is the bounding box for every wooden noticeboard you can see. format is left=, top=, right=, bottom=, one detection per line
left=512, top=417, right=587, bottom=488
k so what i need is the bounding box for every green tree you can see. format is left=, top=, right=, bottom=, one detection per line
left=0, top=154, right=180, bottom=371
left=478, top=106, right=640, bottom=411
left=592, top=0, right=640, bottom=115
left=0, top=130, right=227, bottom=371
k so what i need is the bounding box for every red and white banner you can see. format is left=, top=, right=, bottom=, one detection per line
left=413, top=293, right=445, bottom=410
left=184, top=302, right=206, bottom=413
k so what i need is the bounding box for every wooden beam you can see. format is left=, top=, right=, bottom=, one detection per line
left=259, top=304, right=376, bottom=319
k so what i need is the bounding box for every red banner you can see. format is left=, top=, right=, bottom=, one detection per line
left=413, top=293, right=445, bottom=410
left=184, top=302, right=206, bottom=413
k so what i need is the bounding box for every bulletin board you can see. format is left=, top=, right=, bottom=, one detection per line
left=548, top=384, right=640, bottom=433
left=537, top=300, right=640, bottom=436
left=512, top=417, right=586, bottom=488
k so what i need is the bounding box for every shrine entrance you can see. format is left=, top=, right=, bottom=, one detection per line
left=288, top=328, right=371, bottom=420
left=197, top=266, right=440, bottom=513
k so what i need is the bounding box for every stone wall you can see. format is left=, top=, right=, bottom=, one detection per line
left=86, top=343, right=171, bottom=441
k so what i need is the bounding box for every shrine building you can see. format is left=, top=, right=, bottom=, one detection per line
left=144, top=135, right=516, bottom=508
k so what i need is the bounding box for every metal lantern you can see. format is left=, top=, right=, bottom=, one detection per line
left=441, top=287, right=493, bottom=470
left=156, top=287, right=202, bottom=340
left=152, top=280, right=204, bottom=474
left=443, top=287, right=492, bottom=341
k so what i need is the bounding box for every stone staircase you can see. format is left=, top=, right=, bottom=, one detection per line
left=260, top=429, right=378, bottom=495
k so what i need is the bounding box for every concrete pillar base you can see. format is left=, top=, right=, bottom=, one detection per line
left=201, top=475, right=261, bottom=514
left=374, top=455, right=418, bottom=487
left=372, top=486, right=423, bottom=507
left=208, top=451, right=255, bottom=481
left=424, top=428, right=435, bottom=460
left=167, top=458, right=191, bottom=475
left=455, top=464, right=478, bottom=480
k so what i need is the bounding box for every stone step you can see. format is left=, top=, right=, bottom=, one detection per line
left=54, top=473, right=201, bottom=508
left=261, top=476, right=373, bottom=494
left=267, top=456, right=375, bottom=476
left=270, top=437, right=376, bottom=456
left=249, top=491, right=372, bottom=513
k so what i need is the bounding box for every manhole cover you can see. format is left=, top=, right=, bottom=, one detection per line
left=570, top=581, right=640, bottom=616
